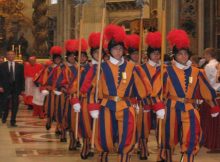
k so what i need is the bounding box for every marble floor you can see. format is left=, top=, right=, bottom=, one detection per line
left=0, top=104, right=220, bottom=162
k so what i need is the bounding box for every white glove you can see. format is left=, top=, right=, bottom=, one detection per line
left=196, top=99, right=203, bottom=105
left=41, top=90, right=49, bottom=96
left=53, top=90, right=62, bottom=96
left=156, top=109, right=165, bottom=119
left=211, top=112, right=219, bottom=118
left=90, top=110, right=99, bottom=119
left=72, top=103, right=81, bottom=112
left=133, top=104, right=140, bottom=114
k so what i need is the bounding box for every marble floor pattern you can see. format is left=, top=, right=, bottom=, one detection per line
left=0, top=104, right=220, bottom=162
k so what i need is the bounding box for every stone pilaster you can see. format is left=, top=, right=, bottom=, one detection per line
left=198, top=0, right=204, bottom=56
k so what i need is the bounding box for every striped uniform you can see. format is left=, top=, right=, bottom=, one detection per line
left=80, top=63, right=100, bottom=158
left=62, top=63, right=78, bottom=148
left=77, top=63, right=93, bottom=157
left=34, top=64, right=65, bottom=130
left=94, top=60, right=152, bottom=162
left=78, top=63, right=92, bottom=140
left=154, top=63, right=219, bottom=162
left=135, top=61, right=161, bottom=158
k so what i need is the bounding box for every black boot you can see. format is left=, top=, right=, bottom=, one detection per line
left=76, top=139, right=81, bottom=148
left=80, top=139, right=89, bottom=159
left=45, top=122, right=51, bottom=130
left=69, top=131, right=77, bottom=151
left=27, top=105, right=33, bottom=110
left=139, top=138, right=149, bottom=160
left=60, top=138, right=67, bottom=142
left=55, top=130, right=61, bottom=136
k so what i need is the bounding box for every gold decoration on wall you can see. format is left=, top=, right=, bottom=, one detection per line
left=0, top=0, right=32, bottom=39
left=32, top=0, right=48, bottom=57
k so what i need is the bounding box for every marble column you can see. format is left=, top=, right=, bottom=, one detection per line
left=57, top=0, right=64, bottom=45
left=63, top=0, right=71, bottom=41
left=198, top=0, right=204, bottom=56
left=56, top=0, right=72, bottom=46
left=165, top=0, right=179, bottom=32
left=157, top=0, right=179, bottom=52
left=73, top=0, right=107, bottom=39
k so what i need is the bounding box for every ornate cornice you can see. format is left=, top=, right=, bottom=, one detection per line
left=106, top=1, right=141, bottom=11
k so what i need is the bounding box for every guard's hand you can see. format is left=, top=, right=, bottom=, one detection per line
left=73, top=103, right=81, bottom=112
left=133, top=104, right=140, bottom=114
left=53, top=90, right=62, bottom=96
left=156, top=109, right=165, bottom=119
left=90, top=110, right=99, bottom=119
left=211, top=112, right=219, bottom=118
left=41, top=90, right=49, bottom=96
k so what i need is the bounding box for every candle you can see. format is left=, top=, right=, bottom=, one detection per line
left=18, top=45, right=21, bottom=54
left=12, top=45, right=14, bottom=51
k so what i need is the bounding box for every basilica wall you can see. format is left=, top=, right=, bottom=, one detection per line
left=20, top=0, right=34, bottom=54
left=48, top=0, right=203, bottom=56
left=1, top=0, right=218, bottom=58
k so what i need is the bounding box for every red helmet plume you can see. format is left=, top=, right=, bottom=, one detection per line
left=74, top=38, right=88, bottom=52
left=145, top=32, right=161, bottom=48
left=49, top=46, right=62, bottom=55
left=125, top=34, right=140, bottom=51
left=104, top=24, right=126, bottom=43
left=167, top=29, right=190, bottom=50
left=88, top=32, right=103, bottom=49
left=65, top=39, right=77, bottom=52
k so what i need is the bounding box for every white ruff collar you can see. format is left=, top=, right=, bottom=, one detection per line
left=148, top=59, right=161, bottom=67
left=109, top=56, right=124, bottom=66
left=174, top=60, right=192, bottom=70
left=92, top=59, right=98, bottom=65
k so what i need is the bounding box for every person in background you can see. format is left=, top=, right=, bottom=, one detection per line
left=199, top=49, right=220, bottom=152
left=0, top=56, right=5, bottom=117
left=81, top=52, right=89, bottom=67
left=190, top=55, right=200, bottom=68
left=217, top=63, right=220, bottom=83
left=0, top=56, right=5, bottom=63
left=24, top=56, right=43, bottom=112
left=34, top=46, right=63, bottom=131
left=32, top=60, right=52, bottom=119
left=102, top=53, right=110, bottom=62
left=79, top=32, right=105, bottom=159
left=0, top=50, right=25, bottom=127
left=203, top=48, right=220, bottom=91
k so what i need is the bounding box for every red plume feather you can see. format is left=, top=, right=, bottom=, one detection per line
left=167, top=29, right=190, bottom=49
left=104, top=24, right=126, bottom=43
left=65, top=39, right=76, bottom=52
left=88, top=32, right=102, bottom=49
left=74, top=38, right=88, bottom=52
left=49, top=46, right=62, bottom=55
left=103, top=40, right=108, bottom=50
left=125, top=34, right=140, bottom=50
left=145, top=32, right=162, bottom=48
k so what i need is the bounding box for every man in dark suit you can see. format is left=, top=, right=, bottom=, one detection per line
left=0, top=50, right=24, bottom=127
